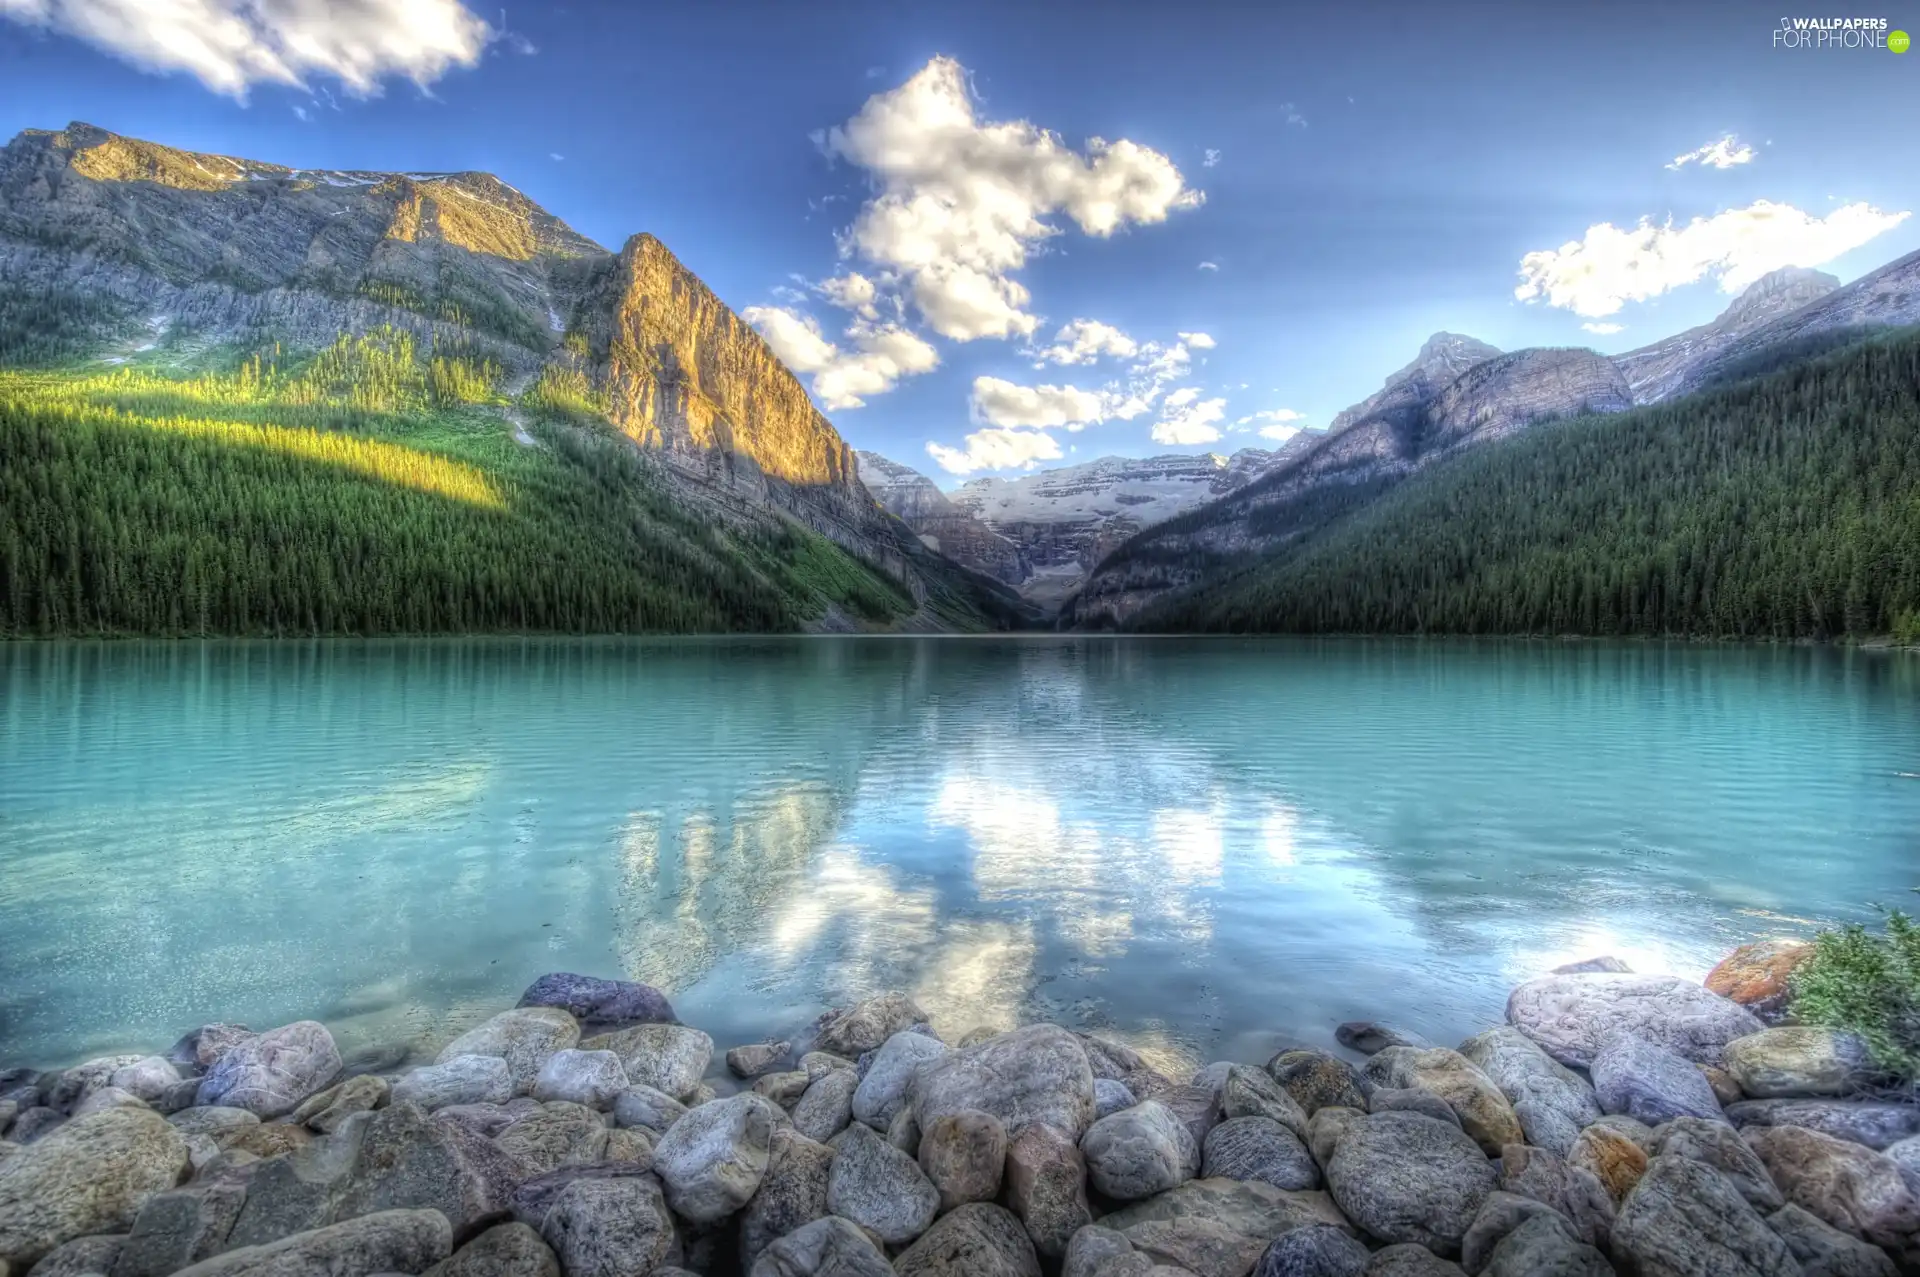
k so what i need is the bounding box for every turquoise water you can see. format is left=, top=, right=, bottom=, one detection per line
left=3, top=637, right=1918, bottom=1074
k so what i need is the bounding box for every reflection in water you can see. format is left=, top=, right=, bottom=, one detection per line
left=2, top=637, right=1918, bottom=1069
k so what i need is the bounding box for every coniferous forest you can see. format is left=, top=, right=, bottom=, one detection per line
left=1136, top=329, right=1920, bottom=641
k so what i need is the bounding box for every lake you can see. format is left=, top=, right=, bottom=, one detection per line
left=3, top=637, right=1917, bottom=1075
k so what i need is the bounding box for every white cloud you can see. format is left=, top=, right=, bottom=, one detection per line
left=817, top=272, right=880, bottom=320
left=1515, top=199, right=1911, bottom=318
left=0, top=0, right=493, bottom=98
left=971, top=376, right=1108, bottom=430
left=821, top=55, right=1203, bottom=342
left=927, top=428, right=1062, bottom=475
left=1197, top=260, right=1219, bottom=272
left=1202, top=148, right=1221, bottom=168
left=1282, top=103, right=1307, bottom=128
left=1163, top=386, right=1201, bottom=410
left=1035, top=319, right=1138, bottom=366
left=1581, top=321, right=1624, bottom=335
left=1667, top=135, right=1756, bottom=171
left=743, top=306, right=938, bottom=410
left=1178, top=331, right=1215, bottom=350
left=1152, top=394, right=1227, bottom=446
left=291, top=104, right=308, bottom=121
left=1257, top=423, right=1302, bottom=442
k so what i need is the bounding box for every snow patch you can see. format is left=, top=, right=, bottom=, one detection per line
left=547, top=306, right=565, bottom=334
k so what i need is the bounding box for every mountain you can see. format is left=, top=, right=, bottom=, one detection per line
left=1327, top=332, right=1503, bottom=433
left=855, top=451, right=1031, bottom=586
left=0, top=122, right=1029, bottom=635
left=1614, top=266, right=1840, bottom=403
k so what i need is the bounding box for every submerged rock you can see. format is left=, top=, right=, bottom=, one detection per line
left=516, top=974, right=675, bottom=1027
left=194, top=1023, right=342, bottom=1119
left=1335, top=1023, right=1433, bottom=1056
left=1505, top=974, right=1762, bottom=1068
left=813, top=994, right=927, bottom=1059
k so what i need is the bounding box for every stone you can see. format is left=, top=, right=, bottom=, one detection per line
left=1361, top=1049, right=1520, bottom=1156
left=1078, top=1036, right=1176, bottom=1103
left=48, top=1058, right=143, bottom=1113
left=0, top=1109, right=189, bottom=1270
left=535, top=1176, right=674, bottom=1277
left=1100, top=1180, right=1352, bottom=1277
left=27, top=1235, right=125, bottom=1277
left=737, top=1127, right=832, bottom=1273
left=223, top=1128, right=358, bottom=1251
left=851, top=1033, right=947, bottom=1132
left=652, top=1092, right=779, bottom=1223
left=885, top=1105, right=921, bottom=1155
left=1081, top=1100, right=1198, bottom=1201
left=331, top=1102, right=528, bottom=1244
left=1724, top=1028, right=1873, bottom=1099
left=1364, top=1245, right=1466, bottom=1276
left=826, top=1123, right=938, bottom=1246
left=748, top=1215, right=891, bottom=1277
left=916, top=1110, right=1005, bottom=1212
left=892, top=1204, right=1040, bottom=1277
left=1096, top=1080, right=1139, bottom=1119
left=611, top=1085, right=687, bottom=1135
left=433, top=1100, right=540, bottom=1141
left=167, top=1026, right=255, bottom=1073
left=1458, top=1192, right=1564, bottom=1275
left=791, top=1070, right=856, bottom=1145
left=1505, top=973, right=1763, bottom=1068
left=1306, top=1107, right=1363, bottom=1173
left=1744, top=1124, right=1920, bottom=1249
left=1650, top=1116, right=1782, bottom=1211
left=1266, top=1052, right=1367, bottom=1117
left=754, top=1072, right=812, bottom=1110
left=1220, top=1067, right=1309, bottom=1139
left=195, top=1024, right=342, bottom=1120
left=516, top=974, right=675, bottom=1027
left=494, top=1105, right=609, bottom=1177
left=73, top=1089, right=148, bottom=1118
left=1706, top=941, right=1812, bottom=1023
left=1250, top=1224, right=1368, bottom=1276
left=1369, top=1088, right=1460, bottom=1129
left=1063, top=1225, right=1137, bottom=1277
left=1479, top=1214, right=1609, bottom=1277
left=529, top=1052, right=626, bottom=1111
left=337, top=1044, right=412, bottom=1081
left=108, top=1059, right=181, bottom=1106
left=1724, top=1098, right=1920, bottom=1151
left=1567, top=1123, right=1646, bottom=1205
left=1203, top=1116, right=1320, bottom=1191
left=1591, top=1034, right=1725, bottom=1125
left=1889, top=1135, right=1920, bottom=1192
left=911, top=1024, right=1096, bottom=1141
left=800, top=1054, right=852, bottom=1081
left=1767, top=1203, right=1901, bottom=1277
left=1493, top=1145, right=1613, bottom=1249
left=8, top=1112, right=63, bottom=1145
left=1158, top=1085, right=1225, bottom=1160
left=390, top=1058, right=513, bottom=1112
left=1325, top=1112, right=1494, bottom=1256
left=506, top=1163, right=654, bottom=1232
left=1004, top=1124, right=1090, bottom=1258
left=1552, top=957, right=1632, bottom=974
left=813, top=994, right=927, bottom=1058
left=436, top=1010, right=579, bottom=1097
left=1456, top=1027, right=1600, bottom=1158
left=1588, top=1113, right=1655, bottom=1148
left=112, top=1183, right=248, bottom=1277
left=221, top=1125, right=316, bottom=1159
left=419, top=1223, right=557, bottom=1277
left=289, top=1077, right=387, bottom=1134
left=1703, top=1065, right=1745, bottom=1108
left=1335, top=1023, right=1434, bottom=1056
left=727, top=1042, right=791, bottom=1079
left=601, top=1127, right=651, bottom=1163
left=582, top=1026, right=711, bottom=1102
left=1614, top=1156, right=1798, bottom=1276
left=166, top=1209, right=450, bottom=1277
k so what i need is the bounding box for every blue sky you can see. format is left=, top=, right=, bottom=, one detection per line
left=2, top=1, right=1917, bottom=484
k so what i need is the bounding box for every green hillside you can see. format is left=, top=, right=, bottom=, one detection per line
left=1136, top=328, right=1920, bottom=641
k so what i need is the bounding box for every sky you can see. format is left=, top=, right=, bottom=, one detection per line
left=1, top=1, right=1917, bottom=485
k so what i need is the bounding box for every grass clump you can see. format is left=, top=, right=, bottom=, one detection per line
left=1791, top=906, right=1920, bottom=1082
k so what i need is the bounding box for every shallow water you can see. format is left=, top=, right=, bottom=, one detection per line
left=3, top=637, right=1918, bottom=1073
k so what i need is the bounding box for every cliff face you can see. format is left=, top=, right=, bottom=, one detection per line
left=856, top=452, right=1031, bottom=586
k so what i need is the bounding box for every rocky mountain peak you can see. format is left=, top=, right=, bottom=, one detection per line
left=1718, top=266, right=1840, bottom=327
left=1329, top=331, right=1502, bottom=433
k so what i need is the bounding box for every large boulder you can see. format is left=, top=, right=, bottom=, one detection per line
left=113, top=1182, right=249, bottom=1277
left=419, top=1222, right=558, bottom=1277
left=329, top=1102, right=528, bottom=1244
left=1458, top=1192, right=1570, bottom=1275
left=534, top=1175, right=674, bottom=1277
left=610, top=1085, right=686, bottom=1136
left=1456, top=1027, right=1600, bottom=1157
left=1767, top=1203, right=1901, bottom=1277
left=1479, top=1214, right=1609, bottom=1277
left=1567, top=1123, right=1647, bottom=1205
left=1360, top=1048, right=1521, bottom=1156
left=165, top=1209, right=450, bottom=1277
left=892, top=1203, right=1041, bottom=1277
left=737, top=1127, right=833, bottom=1274
left=1649, top=1117, right=1782, bottom=1212
left=1705, top=941, right=1811, bottom=1023
left=1266, top=1052, right=1367, bottom=1117
left=530, top=1052, right=627, bottom=1111
left=195, top=1024, right=342, bottom=1119
left=813, top=994, right=927, bottom=1059
left=517, top=974, right=675, bottom=1027
left=1099, top=1179, right=1352, bottom=1277
left=1744, top=1124, right=1920, bottom=1250
left=1081, top=1100, right=1198, bottom=1201
left=1723, top=1028, right=1872, bottom=1099
left=1590, top=1034, right=1724, bottom=1125
left=580, top=1026, right=711, bottom=1102
left=1324, top=1112, right=1495, bottom=1256
left=1724, top=1098, right=1920, bottom=1151
left=791, top=1070, right=856, bottom=1145
left=0, top=1108, right=189, bottom=1269
left=1611, top=1156, right=1797, bottom=1277
left=1202, top=1117, right=1319, bottom=1192
left=1221, top=1066, right=1310, bottom=1141
left=651, top=1092, right=779, bottom=1224
left=1250, top=1223, right=1369, bottom=1276
left=910, top=1025, right=1095, bottom=1141
left=1003, top=1124, right=1090, bottom=1258
left=917, top=1110, right=1005, bottom=1212
left=826, top=1123, right=938, bottom=1246
left=1492, top=1144, right=1613, bottom=1250
left=494, top=1105, right=610, bottom=1177
left=851, top=1033, right=946, bottom=1132
left=748, top=1215, right=890, bottom=1277
left=108, top=1059, right=180, bottom=1106
left=1506, top=974, right=1762, bottom=1068
left=391, top=1059, right=514, bottom=1112
left=436, top=1010, right=579, bottom=1096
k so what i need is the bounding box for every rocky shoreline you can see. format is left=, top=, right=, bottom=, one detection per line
left=3, top=946, right=1918, bottom=1277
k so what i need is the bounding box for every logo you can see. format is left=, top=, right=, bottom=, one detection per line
left=1893, top=29, right=1912, bottom=51
left=1773, top=15, right=1899, bottom=48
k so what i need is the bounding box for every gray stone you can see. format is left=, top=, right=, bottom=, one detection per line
left=73, top=1089, right=149, bottom=1118
left=8, top=1111, right=63, bottom=1145
left=910, top=1024, right=1095, bottom=1142
left=892, top=1204, right=1040, bottom=1277
left=1099, top=1179, right=1353, bottom=1277
left=432, top=1100, right=540, bottom=1142
left=1158, top=1085, right=1226, bottom=1160
left=1888, top=1134, right=1920, bottom=1193
left=1611, top=1155, right=1797, bottom=1277
left=419, top=1223, right=557, bottom=1277
left=851, top=1032, right=946, bottom=1132
left=916, top=1110, right=1005, bottom=1212
left=167, top=1027, right=255, bottom=1073
left=651, top=1092, right=779, bottom=1224
left=1364, top=1245, right=1466, bottom=1276
left=1589, top=1113, right=1655, bottom=1149
left=1306, top=1107, right=1363, bottom=1173
left=1592, top=1034, right=1724, bottom=1125
left=155, top=1083, right=201, bottom=1117
left=1004, top=1123, right=1090, bottom=1258
left=1077, top=1036, right=1176, bottom=1104
left=535, top=1176, right=674, bottom=1277
left=1095, top=1080, right=1138, bottom=1119
left=112, top=1183, right=248, bottom=1277
left=436, top=1010, right=579, bottom=1097
left=108, top=1060, right=180, bottom=1106
left=1505, top=974, right=1763, bottom=1068
left=1723, top=1029, right=1873, bottom=1099
left=1221, top=1066, right=1310, bottom=1141
left=170, top=1211, right=449, bottom=1277
left=0, top=1109, right=190, bottom=1270
left=48, top=1058, right=143, bottom=1114
left=195, top=1024, right=342, bottom=1119
left=291, top=1078, right=388, bottom=1134
left=516, top=974, right=674, bottom=1027
left=581, top=1026, right=710, bottom=1102
left=791, top=1071, right=856, bottom=1145
left=754, top=1072, right=812, bottom=1110
left=1369, top=1088, right=1461, bottom=1130
left=1361, top=1049, right=1524, bottom=1157
left=26, top=1235, right=125, bottom=1277
left=813, top=994, right=928, bottom=1059
left=1458, top=1192, right=1562, bottom=1275
left=330, top=1103, right=528, bottom=1245
left=529, top=1052, right=626, bottom=1111
left=1744, top=1124, right=1920, bottom=1250
left=825, top=1122, right=938, bottom=1246
left=1063, top=1225, right=1136, bottom=1277
left=1492, top=1144, right=1613, bottom=1249
left=1480, top=1214, right=1610, bottom=1277
left=390, top=1059, right=513, bottom=1113
left=1456, top=1027, right=1600, bottom=1158
left=1336, top=1023, right=1434, bottom=1056
left=1724, top=1098, right=1920, bottom=1151
left=799, top=1054, right=853, bottom=1082
left=1266, top=1052, right=1367, bottom=1117
left=610, top=1085, right=687, bottom=1136
left=727, top=1042, right=791, bottom=1080
left=505, top=1163, right=654, bottom=1232
left=885, top=1103, right=920, bottom=1155
left=1324, top=1112, right=1496, bottom=1256
left=1767, top=1203, right=1900, bottom=1277
left=1650, top=1116, right=1782, bottom=1211
left=1250, top=1224, right=1368, bottom=1277
left=494, top=1105, right=609, bottom=1177
left=737, top=1127, right=833, bottom=1273
left=1203, top=1116, right=1320, bottom=1192
left=224, top=1122, right=364, bottom=1250
left=748, top=1215, right=890, bottom=1277
left=1081, top=1100, right=1198, bottom=1201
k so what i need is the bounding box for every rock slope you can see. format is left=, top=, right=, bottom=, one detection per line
left=855, top=452, right=1031, bottom=587
left=1614, top=266, right=1841, bottom=404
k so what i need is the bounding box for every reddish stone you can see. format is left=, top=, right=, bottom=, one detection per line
left=1705, top=940, right=1812, bottom=1023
